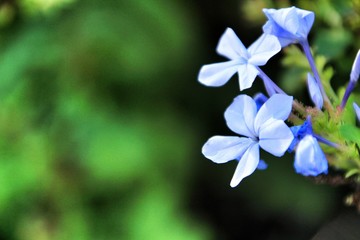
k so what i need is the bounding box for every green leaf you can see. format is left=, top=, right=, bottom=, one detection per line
left=345, top=169, right=360, bottom=178
left=339, top=124, right=360, bottom=145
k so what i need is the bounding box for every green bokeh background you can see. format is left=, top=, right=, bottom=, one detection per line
left=0, top=0, right=359, bottom=239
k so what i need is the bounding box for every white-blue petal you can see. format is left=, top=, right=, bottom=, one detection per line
left=262, top=7, right=314, bottom=45
left=216, top=28, right=249, bottom=60
left=224, top=95, right=257, bottom=138
left=353, top=102, right=360, bottom=122
left=198, top=61, right=239, bottom=87
left=350, top=50, right=360, bottom=83
left=294, top=135, right=328, bottom=176
left=295, top=8, right=315, bottom=39
left=262, top=20, right=294, bottom=47
left=248, top=34, right=281, bottom=66
left=202, top=136, right=254, bottom=164
left=307, top=73, right=323, bottom=109
left=258, top=118, right=294, bottom=157
left=254, top=94, right=293, bottom=134
left=230, top=143, right=259, bottom=187
left=279, top=7, right=300, bottom=35
left=238, top=63, right=259, bottom=91
left=264, top=7, right=298, bottom=35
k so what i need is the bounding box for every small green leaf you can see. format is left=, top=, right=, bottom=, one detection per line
left=345, top=169, right=360, bottom=178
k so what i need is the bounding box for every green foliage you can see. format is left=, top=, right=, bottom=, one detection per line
left=0, top=0, right=209, bottom=239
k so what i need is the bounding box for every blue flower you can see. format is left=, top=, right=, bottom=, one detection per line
left=262, top=6, right=314, bottom=47
left=202, top=94, right=294, bottom=187
left=290, top=117, right=328, bottom=176
left=307, top=73, right=323, bottom=109
left=198, top=28, right=281, bottom=91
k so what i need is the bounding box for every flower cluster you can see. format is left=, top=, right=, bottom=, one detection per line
left=199, top=6, right=360, bottom=187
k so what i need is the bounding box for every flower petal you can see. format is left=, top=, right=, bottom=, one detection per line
left=202, top=136, right=254, bottom=164
left=230, top=143, right=259, bottom=187
left=238, top=63, right=259, bottom=91
left=257, top=159, right=268, bottom=170
left=198, top=61, right=239, bottom=87
left=265, top=7, right=300, bottom=34
left=224, top=95, right=257, bottom=138
left=307, top=73, right=323, bottom=109
left=295, top=8, right=315, bottom=39
left=294, top=135, right=328, bottom=176
left=254, top=94, right=293, bottom=133
left=262, top=20, right=294, bottom=47
left=353, top=102, right=360, bottom=122
left=248, top=34, right=281, bottom=66
left=254, top=93, right=268, bottom=111
left=258, top=118, right=294, bottom=156
left=216, top=28, right=249, bottom=60
left=262, top=7, right=314, bottom=46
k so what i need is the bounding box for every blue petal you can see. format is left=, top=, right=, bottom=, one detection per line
left=202, top=136, right=254, bottom=164
left=350, top=50, right=360, bottom=83
left=262, top=7, right=314, bottom=46
left=294, top=135, right=328, bottom=176
left=216, top=28, right=249, bottom=60
left=353, top=102, right=360, bottom=122
left=198, top=60, right=240, bottom=87
left=254, top=94, right=293, bottom=134
left=288, top=126, right=301, bottom=152
left=258, top=118, right=294, bottom=157
left=257, top=159, right=268, bottom=170
left=288, top=117, right=313, bottom=152
left=262, top=20, right=294, bottom=47
left=254, top=93, right=268, bottom=111
left=307, top=73, right=323, bottom=109
left=247, top=34, right=281, bottom=66
left=295, top=8, right=315, bottom=39
left=237, top=63, right=259, bottom=90
left=273, top=7, right=299, bottom=36
left=230, top=143, right=259, bottom=187
left=224, top=95, right=257, bottom=138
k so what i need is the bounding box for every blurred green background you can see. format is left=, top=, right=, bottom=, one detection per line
left=0, top=0, right=359, bottom=239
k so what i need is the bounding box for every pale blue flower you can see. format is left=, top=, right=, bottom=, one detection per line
left=307, top=73, right=323, bottom=109
left=294, top=135, right=328, bottom=176
left=198, top=28, right=281, bottom=91
left=262, top=6, right=314, bottom=47
left=202, top=94, right=294, bottom=187
left=290, top=117, right=328, bottom=176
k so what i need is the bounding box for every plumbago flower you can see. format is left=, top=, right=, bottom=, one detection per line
left=202, top=94, right=294, bottom=187
left=263, top=6, right=329, bottom=104
left=199, top=5, right=360, bottom=211
left=288, top=117, right=328, bottom=176
left=262, top=6, right=314, bottom=47
left=198, top=28, right=281, bottom=92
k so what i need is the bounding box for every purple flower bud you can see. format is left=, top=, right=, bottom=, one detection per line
left=307, top=73, right=323, bottom=109
left=351, top=50, right=360, bottom=83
